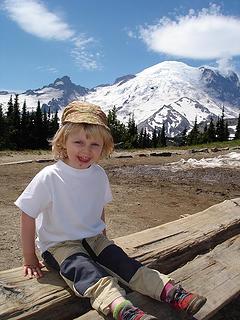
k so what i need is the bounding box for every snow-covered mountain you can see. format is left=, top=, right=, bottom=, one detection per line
left=0, top=75, right=88, bottom=113
left=1, top=61, right=240, bottom=136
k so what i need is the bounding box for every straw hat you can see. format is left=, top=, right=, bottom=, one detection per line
left=61, top=101, right=110, bottom=131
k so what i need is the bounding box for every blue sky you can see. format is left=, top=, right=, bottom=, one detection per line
left=1, top=0, right=240, bottom=91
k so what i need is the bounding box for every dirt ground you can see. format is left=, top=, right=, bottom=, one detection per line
left=0, top=148, right=239, bottom=319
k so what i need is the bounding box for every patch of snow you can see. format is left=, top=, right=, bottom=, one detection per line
left=168, top=152, right=240, bottom=170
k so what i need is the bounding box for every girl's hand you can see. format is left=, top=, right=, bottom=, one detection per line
left=23, top=255, right=45, bottom=279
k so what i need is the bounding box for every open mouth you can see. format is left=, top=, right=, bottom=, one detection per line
left=78, top=156, right=91, bottom=163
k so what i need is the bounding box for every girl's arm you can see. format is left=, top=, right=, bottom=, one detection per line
left=101, top=209, right=106, bottom=236
left=20, top=212, right=44, bottom=278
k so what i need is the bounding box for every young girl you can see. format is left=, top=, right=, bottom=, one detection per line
left=15, top=101, right=206, bottom=320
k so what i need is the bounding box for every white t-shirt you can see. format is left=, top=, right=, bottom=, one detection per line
left=15, top=160, right=112, bottom=253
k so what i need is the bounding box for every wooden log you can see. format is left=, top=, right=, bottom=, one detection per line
left=149, top=152, right=172, bottom=157
left=0, top=268, right=90, bottom=320
left=76, top=235, right=240, bottom=320
left=115, top=198, right=240, bottom=273
left=0, top=198, right=239, bottom=320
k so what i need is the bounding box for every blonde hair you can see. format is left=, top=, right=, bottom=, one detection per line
left=51, top=123, right=114, bottom=160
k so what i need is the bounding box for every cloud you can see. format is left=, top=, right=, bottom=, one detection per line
left=3, top=0, right=74, bottom=40
left=2, top=0, right=101, bottom=70
left=216, top=57, right=234, bottom=75
left=70, top=35, right=102, bottom=71
left=138, top=4, right=240, bottom=60
left=36, top=65, right=58, bottom=74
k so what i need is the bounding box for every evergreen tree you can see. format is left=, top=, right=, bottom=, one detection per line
left=216, top=107, right=226, bottom=141
left=151, top=127, right=158, bottom=148
left=176, top=127, right=187, bottom=146
left=28, top=111, right=36, bottom=149
left=142, top=128, right=151, bottom=148
left=6, top=95, right=14, bottom=122
left=42, top=108, right=49, bottom=148
left=159, top=123, right=167, bottom=147
left=235, top=113, right=240, bottom=139
left=13, top=94, right=21, bottom=149
left=126, top=113, right=138, bottom=148
left=0, top=104, right=6, bottom=149
left=200, top=123, right=208, bottom=144
left=187, top=117, right=199, bottom=145
left=224, top=121, right=229, bottom=141
left=20, top=100, right=30, bottom=148
left=48, top=110, right=59, bottom=140
left=107, top=106, right=126, bottom=145
left=206, top=118, right=216, bottom=142
left=13, top=94, right=21, bottom=127
left=6, top=95, right=21, bottom=149
left=5, top=95, right=13, bottom=147
left=33, top=101, right=46, bottom=148
left=138, top=128, right=144, bottom=148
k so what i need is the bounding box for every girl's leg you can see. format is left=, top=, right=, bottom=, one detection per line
left=97, top=243, right=168, bottom=297
left=95, top=242, right=206, bottom=316
left=43, top=247, right=157, bottom=319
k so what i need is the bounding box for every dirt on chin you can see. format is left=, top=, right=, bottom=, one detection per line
left=0, top=149, right=239, bottom=319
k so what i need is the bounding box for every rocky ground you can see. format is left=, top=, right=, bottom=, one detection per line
left=0, top=148, right=239, bottom=319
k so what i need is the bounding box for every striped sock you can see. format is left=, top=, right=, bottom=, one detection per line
left=113, top=300, right=133, bottom=320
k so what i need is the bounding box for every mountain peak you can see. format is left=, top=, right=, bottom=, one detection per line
left=113, top=74, right=136, bottom=86
left=53, top=76, right=73, bottom=87
left=138, top=61, right=198, bottom=79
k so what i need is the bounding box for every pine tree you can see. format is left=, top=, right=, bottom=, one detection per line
left=13, top=94, right=21, bottom=149
left=206, top=118, right=216, bottom=142
left=0, top=104, right=6, bottom=149
left=20, top=100, right=30, bottom=148
left=138, top=128, right=144, bottom=148
left=159, top=123, right=167, bottom=147
left=107, top=106, right=126, bottom=145
left=48, top=110, right=59, bottom=139
left=126, top=113, right=138, bottom=148
left=200, top=123, right=208, bottom=144
left=6, top=95, right=14, bottom=122
left=151, top=127, right=158, bottom=148
left=143, top=128, right=151, bottom=148
left=13, top=94, right=21, bottom=127
left=224, top=121, right=229, bottom=141
left=32, top=101, right=44, bottom=148
left=6, top=95, right=21, bottom=149
left=187, top=117, right=199, bottom=145
left=177, top=127, right=187, bottom=146
left=42, top=108, right=49, bottom=148
left=235, top=113, right=240, bottom=139
left=216, top=107, right=226, bottom=141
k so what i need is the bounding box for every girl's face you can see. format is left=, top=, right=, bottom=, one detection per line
left=63, top=128, right=104, bottom=169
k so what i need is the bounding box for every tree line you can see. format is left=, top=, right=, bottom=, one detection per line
left=107, top=106, right=240, bottom=148
left=0, top=97, right=239, bottom=151
left=107, top=107, right=167, bottom=149
left=0, top=95, right=59, bottom=150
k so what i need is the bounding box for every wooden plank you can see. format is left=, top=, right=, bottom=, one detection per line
left=115, top=198, right=240, bottom=273
left=0, top=268, right=90, bottom=320
left=0, top=198, right=239, bottom=319
left=75, top=235, right=240, bottom=320
left=172, top=235, right=240, bottom=320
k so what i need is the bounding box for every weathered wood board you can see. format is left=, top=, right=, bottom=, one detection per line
left=115, top=198, right=240, bottom=273
left=0, top=198, right=239, bottom=320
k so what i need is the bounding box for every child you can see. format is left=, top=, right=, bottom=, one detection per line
left=15, top=101, right=206, bottom=320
